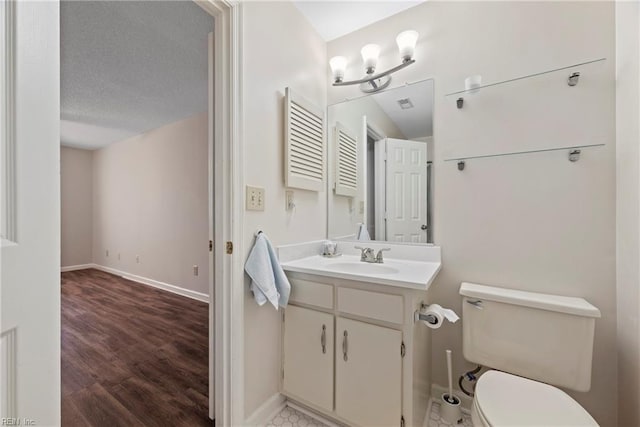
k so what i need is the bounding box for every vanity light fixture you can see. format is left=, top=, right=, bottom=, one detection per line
left=329, top=30, right=419, bottom=93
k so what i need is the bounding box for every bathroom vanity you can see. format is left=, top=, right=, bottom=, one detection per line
left=278, top=242, right=441, bottom=427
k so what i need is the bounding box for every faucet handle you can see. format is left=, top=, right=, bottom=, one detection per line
left=375, top=248, right=391, bottom=263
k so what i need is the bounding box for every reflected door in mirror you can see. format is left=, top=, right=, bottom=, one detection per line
left=384, top=138, right=428, bottom=243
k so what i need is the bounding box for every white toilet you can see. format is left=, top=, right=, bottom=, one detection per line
left=459, top=282, right=601, bottom=426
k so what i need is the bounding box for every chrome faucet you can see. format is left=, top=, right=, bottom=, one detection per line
left=375, top=248, right=391, bottom=263
left=355, top=246, right=391, bottom=263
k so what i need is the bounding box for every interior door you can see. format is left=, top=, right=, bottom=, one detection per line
left=385, top=138, right=428, bottom=242
left=283, top=305, right=334, bottom=412
left=1, top=1, right=60, bottom=423
left=336, top=317, right=402, bottom=427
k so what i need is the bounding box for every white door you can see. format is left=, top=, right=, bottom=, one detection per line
left=1, top=1, right=60, bottom=424
left=385, top=138, right=428, bottom=243
left=335, top=317, right=402, bottom=427
left=283, top=306, right=334, bottom=412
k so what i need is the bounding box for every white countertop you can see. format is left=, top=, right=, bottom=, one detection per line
left=280, top=254, right=441, bottom=291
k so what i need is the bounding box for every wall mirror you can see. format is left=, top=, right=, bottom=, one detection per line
left=327, top=79, right=434, bottom=244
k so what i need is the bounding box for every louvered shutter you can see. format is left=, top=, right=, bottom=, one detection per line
left=285, top=88, right=325, bottom=191
left=334, top=122, right=358, bottom=198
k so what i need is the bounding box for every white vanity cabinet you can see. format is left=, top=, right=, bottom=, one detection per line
left=282, top=305, right=334, bottom=412
left=335, top=317, right=402, bottom=427
left=281, top=272, right=432, bottom=427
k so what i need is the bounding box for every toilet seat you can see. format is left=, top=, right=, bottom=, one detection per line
left=473, top=370, right=599, bottom=426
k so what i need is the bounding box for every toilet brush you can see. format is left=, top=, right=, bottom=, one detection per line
left=441, top=349, right=463, bottom=424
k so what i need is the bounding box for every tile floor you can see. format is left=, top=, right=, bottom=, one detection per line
left=267, top=402, right=473, bottom=427
left=428, top=401, right=473, bottom=427
left=266, top=406, right=328, bottom=427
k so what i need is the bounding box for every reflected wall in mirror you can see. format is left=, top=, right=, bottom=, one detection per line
left=327, top=79, right=434, bottom=244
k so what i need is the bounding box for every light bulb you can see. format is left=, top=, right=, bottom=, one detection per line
left=329, top=56, right=347, bottom=83
left=360, top=44, right=380, bottom=74
left=396, top=30, right=419, bottom=62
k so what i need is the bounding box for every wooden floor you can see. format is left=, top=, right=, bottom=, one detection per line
left=61, top=269, right=213, bottom=427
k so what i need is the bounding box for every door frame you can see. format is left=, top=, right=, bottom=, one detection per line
left=362, top=117, right=387, bottom=241
left=196, top=1, right=244, bottom=425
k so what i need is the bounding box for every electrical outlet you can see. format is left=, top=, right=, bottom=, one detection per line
left=285, top=190, right=295, bottom=211
left=246, top=185, right=265, bottom=211
left=193, top=265, right=199, bottom=276
left=136, top=255, right=140, bottom=264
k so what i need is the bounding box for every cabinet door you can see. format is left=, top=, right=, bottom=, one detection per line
left=336, top=317, right=403, bottom=427
left=283, top=305, right=334, bottom=411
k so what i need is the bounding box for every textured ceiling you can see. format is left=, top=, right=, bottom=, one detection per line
left=61, top=1, right=213, bottom=150
left=292, top=1, right=426, bottom=41
left=372, top=79, right=434, bottom=139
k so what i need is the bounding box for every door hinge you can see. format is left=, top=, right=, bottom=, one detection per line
left=400, top=415, right=405, bottom=427
left=226, top=241, right=233, bottom=254
left=401, top=342, right=406, bottom=358
left=282, top=368, right=285, bottom=380
left=209, top=240, right=213, bottom=252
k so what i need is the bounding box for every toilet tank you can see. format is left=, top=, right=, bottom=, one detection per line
left=460, top=282, right=601, bottom=392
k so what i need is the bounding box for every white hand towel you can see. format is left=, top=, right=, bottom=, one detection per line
left=356, top=223, right=371, bottom=241
left=244, top=233, right=291, bottom=309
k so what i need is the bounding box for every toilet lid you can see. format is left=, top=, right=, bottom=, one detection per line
left=475, top=371, right=599, bottom=426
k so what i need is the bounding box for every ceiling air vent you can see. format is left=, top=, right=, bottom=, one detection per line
left=397, top=98, right=414, bottom=109
left=285, top=88, right=325, bottom=192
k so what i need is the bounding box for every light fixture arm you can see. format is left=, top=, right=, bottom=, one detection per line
left=332, top=59, right=415, bottom=87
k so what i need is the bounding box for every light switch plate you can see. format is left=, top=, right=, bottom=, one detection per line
left=285, top=190, right=295, bottom=211
left=246, top=185, right=265, bottom=211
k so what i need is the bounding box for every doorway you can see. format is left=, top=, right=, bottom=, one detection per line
left=1, top=0, right=240, bottom=424
left=59, top=1, right=214, bottom=424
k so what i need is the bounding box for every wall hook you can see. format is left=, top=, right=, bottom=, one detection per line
left=456, top=97, right=464, bottom=109
left=568, top=72, right=580, bottom=86
left=457, top=160, right=466, bottom=171
left=569, top=149, right=581, bottom=162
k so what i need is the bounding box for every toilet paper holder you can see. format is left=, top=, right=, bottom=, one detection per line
left=414, top=302, right=438, bottom=325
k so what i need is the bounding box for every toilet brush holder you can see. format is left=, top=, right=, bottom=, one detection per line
left=441, top=393, right=463, bottom=424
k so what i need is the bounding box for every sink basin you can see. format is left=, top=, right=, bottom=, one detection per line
left=329, top=262, right=399, bottom=275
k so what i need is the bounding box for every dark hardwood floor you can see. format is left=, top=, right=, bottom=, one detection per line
left=61, top=269, right=213, bottom=427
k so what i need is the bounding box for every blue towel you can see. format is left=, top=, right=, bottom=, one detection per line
left=245, top=233, right=291, bottom=309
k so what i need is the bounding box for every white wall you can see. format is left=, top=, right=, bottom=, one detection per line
left=241, top=1, right=327, bottom=418
left=328, top=2, right=616, bottom=424
left=616, top=1, right=640, bottom=426
left=61, top=147, right=93, bottom=267
left=91, top=114, right=210, bottom=295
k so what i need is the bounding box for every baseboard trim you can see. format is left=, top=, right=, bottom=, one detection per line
left=431, top=383, right=473, bottom=413
left=90, top=264, right=209, bottom=303
left=60, top=263, right=94, bottom=272
left=244, top=393, right=287, bottom=426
